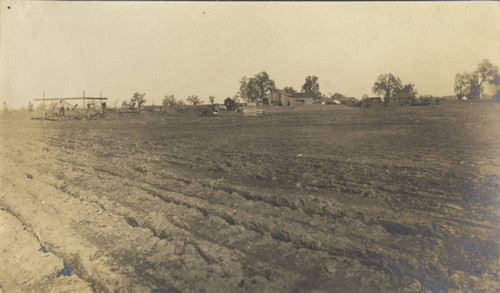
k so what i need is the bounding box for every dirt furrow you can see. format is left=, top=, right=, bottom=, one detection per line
left=0, top=172, right=154, bottom=292
left=53, top=154, right=388, bottom=260
left=45, top=140, right=496, bottom=291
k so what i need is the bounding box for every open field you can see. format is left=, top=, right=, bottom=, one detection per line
left=0, top=102, right=499, bottom=292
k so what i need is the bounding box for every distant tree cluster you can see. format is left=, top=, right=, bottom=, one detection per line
left=301, top=76, right=321, bottom=100
left=394, top=83, right=418, bottom=100
left=161, top=94, right=186, bottom=107
left=372, top=74, right=418, bottom=101
left=239, top=71, right=276, bottom=102
left=162, top=94, right=177, bottom=107
left=454, top=59, right=499, bottom=100
left=187, top=95, right=203, bottom=105
left=132, top=92, right=147, bottom=109
left=124, top=92, right=146, bottom=111
left=238, top=72, right=325, bottom=103
left=283, top=86, right=297, bottom=94
left=127, top=59, right=498, bottom=112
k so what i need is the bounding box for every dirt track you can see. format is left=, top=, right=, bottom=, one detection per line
left=0, top=103, right=499, bottom=292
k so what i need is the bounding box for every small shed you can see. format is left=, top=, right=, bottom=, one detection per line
left=242, top=102, right=264, bottom=116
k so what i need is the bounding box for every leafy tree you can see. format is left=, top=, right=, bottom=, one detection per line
left=361, top=94, right=369, bottom=100
left=238, top=76, right=252, bottom=101
left=177, top=100, right=185, bottom=106
left=476, top=60, right=499, bottom=87
left=454, top=72, right=476, bottom=98
left=301, top=76, right=321, bottom=100
left=209, top=96, right=216, bottom=105
left=393, top=83, right=418, bottom=100
left=239, top=71, right=276, bottom=102
left=162, top=94, right=176, bottom=107
left=455, top=59, right=499, bottom=99
left=131, top=92, right=146, bottom=111
left=224, top=97, right=236, bottom=111
left=372, top=73, right=402, bottom=101
left=187, top=95, right=203, bottom=105
left=284, top=86, right=297, bottom=94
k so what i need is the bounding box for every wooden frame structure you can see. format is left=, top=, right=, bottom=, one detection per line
left=33, top=91, right=108, bottom=117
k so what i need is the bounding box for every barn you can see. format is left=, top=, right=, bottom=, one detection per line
left=264, top=90, right=315, bottom=106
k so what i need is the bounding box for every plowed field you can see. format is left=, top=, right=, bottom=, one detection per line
left=1, top=103, right=499, bottom=292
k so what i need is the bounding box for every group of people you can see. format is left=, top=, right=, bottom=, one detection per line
left=26, top=100, right=107, bottom=116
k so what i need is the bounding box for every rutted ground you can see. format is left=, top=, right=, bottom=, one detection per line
left=0, top=204, right=93, bottom=293
left=0, top=102, right=498, bottom=292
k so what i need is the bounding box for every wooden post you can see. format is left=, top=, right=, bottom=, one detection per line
left=43, top=91, right=46, bottom=117
left=83, top=90, right=86, bottom=114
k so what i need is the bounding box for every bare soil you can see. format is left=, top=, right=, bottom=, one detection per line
left=0, top=102, right=499, bottom=292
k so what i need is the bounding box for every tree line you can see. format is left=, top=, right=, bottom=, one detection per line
left=123, top=59, right=498, bottom=111
left=372, top=59, right=498, bottom=102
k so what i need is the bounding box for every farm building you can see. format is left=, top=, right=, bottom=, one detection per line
left=263, top=90, right=315, bottom=106
left=365, top=97, right=382, bottom=103
left=391, top=96, right=412, bottom=106
left=338, top=97, right=357, bottom=106
left=242, top=102, right=264, bottom=116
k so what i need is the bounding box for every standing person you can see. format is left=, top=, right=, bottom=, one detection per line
left=384, top=96, right=389, bottom=108
left=59, top=99, right=65, bottom=116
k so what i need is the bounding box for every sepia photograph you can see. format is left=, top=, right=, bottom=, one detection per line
left=0, top=1, right=499, bottom=292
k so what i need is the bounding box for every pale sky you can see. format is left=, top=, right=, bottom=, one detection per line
left=1, top=1, right=499, bottom=108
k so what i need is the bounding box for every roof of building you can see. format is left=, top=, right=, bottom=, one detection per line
left=290, top=92, right=315, bottom=99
